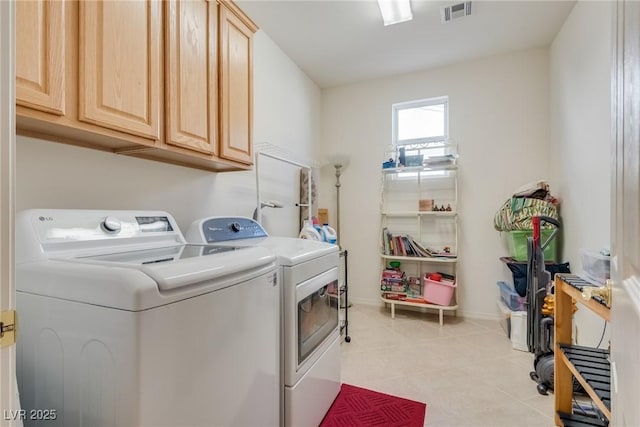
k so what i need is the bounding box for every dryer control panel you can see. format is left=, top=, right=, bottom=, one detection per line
left=200, top=217, right=268, bottom=243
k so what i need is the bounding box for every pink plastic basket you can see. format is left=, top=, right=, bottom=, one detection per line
left=423, top=277, right=456, bottom=306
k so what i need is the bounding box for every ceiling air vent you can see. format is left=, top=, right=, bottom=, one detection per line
left=441, top=2, right=472, bottom=23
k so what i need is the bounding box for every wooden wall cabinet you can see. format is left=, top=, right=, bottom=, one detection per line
left=15, top=0, right=66, bottom=116
left=16, top=0, right=258, bottom=172
left=78, top=0, right=161, bottom=140
left=218, top=0, right=257, bottom=165
left=165, top=0, right=218, bottom=155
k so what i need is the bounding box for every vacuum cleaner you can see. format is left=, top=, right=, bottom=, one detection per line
left=527, top=215, right=560, bottom=395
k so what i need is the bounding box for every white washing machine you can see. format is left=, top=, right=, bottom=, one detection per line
left=186, top=217, right=341, bottom=427
left=15, top=209, right=280, bottom=427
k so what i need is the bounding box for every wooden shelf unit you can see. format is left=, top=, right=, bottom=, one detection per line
left=554, top=274, right=611, bottom=427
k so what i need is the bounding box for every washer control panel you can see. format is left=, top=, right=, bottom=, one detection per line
left=101, top=216, right=123, bottom=234
left=201, top=217, right=268, bottom=243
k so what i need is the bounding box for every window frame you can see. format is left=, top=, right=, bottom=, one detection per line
left=392, top=96, right=449, bottom=146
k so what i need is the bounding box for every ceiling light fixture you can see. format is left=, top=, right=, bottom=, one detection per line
left=377, top=0, right=413, bottom=26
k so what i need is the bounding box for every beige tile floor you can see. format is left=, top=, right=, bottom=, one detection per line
left=339, top=304, right=556, bottom=427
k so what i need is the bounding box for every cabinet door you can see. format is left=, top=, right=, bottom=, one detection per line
left=219, top=2, right=256, bottom=165
left=165, top=0, right=218, bottom=155
left=16, top=0, right=65, bottom=115
left=79, top=0, right=161, bottom=140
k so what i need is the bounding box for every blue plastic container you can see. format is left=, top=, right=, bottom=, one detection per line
left=496, top=281, right=527, bottom=311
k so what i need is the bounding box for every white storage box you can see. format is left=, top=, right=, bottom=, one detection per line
left=580, top=249, right=610, bottom=285
left=510, top=310, right=528, bottom=352
left=497, top=299, right=511, bottom=337
left=496, top=299, right=528, bottom=352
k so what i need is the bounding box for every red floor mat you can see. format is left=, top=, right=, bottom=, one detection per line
left=319, top=383, right=427, bottom=427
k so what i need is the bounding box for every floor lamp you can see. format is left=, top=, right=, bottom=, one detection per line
left=326, top=154, right=349, bottom=247
left=327, top=154, right=351, bottom=318
left=334, top=164, right=343, bottom=246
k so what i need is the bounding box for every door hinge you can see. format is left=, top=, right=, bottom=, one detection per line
left=0, top=310, right=17, bottom=348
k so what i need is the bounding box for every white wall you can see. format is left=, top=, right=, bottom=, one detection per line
left=320, top=48, right=551, bottom=319
left=549, top=1, right=612, bottom=346
left=16, top=31, right=322, bottom=238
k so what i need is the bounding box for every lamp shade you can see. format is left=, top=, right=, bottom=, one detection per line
left=325, top=154, right=350, bottom=169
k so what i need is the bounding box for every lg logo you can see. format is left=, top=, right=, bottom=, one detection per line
left=38, top=216, right=53, bottom=222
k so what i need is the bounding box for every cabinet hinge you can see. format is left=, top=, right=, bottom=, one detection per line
left=0, top=310, right=17, bottom=348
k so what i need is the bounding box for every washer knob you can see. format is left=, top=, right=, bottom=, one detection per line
left=101, top=216, right=122, bottom=234
left=230, top=222, right=242, bottom=233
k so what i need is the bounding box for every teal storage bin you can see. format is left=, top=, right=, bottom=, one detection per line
left=506, top=229, right=557, bottom=262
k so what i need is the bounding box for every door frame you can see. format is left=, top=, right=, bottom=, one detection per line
left=0, top=0, right=16, bottom=423
left=610, top=0, right=640, bottom=425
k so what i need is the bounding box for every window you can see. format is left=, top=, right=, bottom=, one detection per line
left=390, top=96, right=450, bottom=179
left=392, top=97, right=448, bottom=146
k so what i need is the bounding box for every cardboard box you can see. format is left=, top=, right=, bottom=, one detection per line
left=318, top=208, right=329, bottom=225
left=419, top=199, right=434, bottom=211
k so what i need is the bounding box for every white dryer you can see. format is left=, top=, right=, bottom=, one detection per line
left=186, top=217, right=341, bottom=427
left=15, top=209, right=280, bottom=427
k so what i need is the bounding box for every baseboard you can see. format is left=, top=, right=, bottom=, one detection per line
left=348, top=297, right=380, bottom=306
left=348, top=297, right=502, bottom=321
left=457, top=310, right=502, bottom=321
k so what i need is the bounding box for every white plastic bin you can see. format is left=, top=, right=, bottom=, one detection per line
left=497, top=299, right=511, bottom=338
left=510, top=311, right=528, bottom=352
left=579, top=249, right=610, bottom=285
left=496, top=299, right=527, bottom=352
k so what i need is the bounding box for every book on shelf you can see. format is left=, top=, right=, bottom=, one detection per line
left=431, top=251, right=457, bottom=258
left=382, top=268, right=404, bottom=279
left=395, top=235, right=405, bottom=257
left=409, top=239, right=433, bottom=257
left=381, top=292, right=429, bottom=304
left=381, top=228, right=457, bottom=259
left=403, top=236, right=420, bottom=257
left=380, top=283, right=406, bottom=293
left=381, top=227, right=391, bottom=255
left=381, top=292, right=407, bottom=300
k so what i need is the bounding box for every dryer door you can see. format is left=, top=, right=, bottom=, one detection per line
left=296, top=268, right=339, bottom=368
